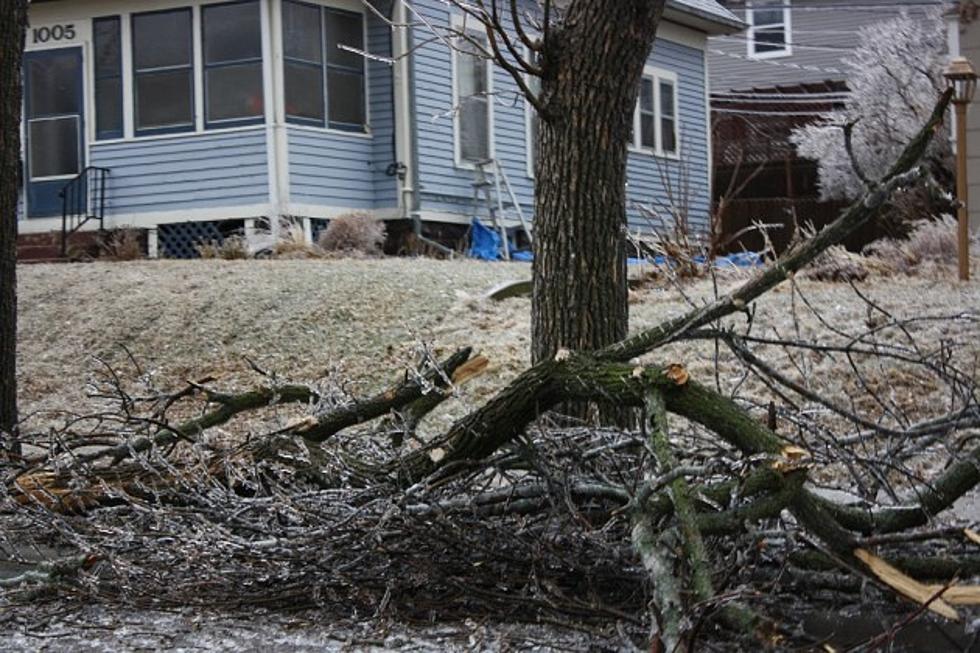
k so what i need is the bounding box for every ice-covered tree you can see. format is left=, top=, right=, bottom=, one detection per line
left=791, top=9, right=951, bottom=207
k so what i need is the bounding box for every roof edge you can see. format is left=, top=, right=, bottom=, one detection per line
left=665, top=0, right=746, bottom=35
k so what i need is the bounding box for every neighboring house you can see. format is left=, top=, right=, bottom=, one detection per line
left=707, top=0, right=942, bottom=251
left=17, top=0, right=741, bottom=259
left=951, top=0, right=980, bottom=231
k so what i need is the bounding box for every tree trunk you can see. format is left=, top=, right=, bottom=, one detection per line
left=531, top=0, right=665, bottom=364
left=0, top=1, right=27, bottom=457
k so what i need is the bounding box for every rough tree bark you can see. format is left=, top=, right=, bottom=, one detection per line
left=0, top=1, right=28, bottom=458
left=530, top=1, right=665, bottom=364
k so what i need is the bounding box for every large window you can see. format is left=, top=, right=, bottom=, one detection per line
left=203, top=0, right=264, bottom=127
left=748, top=0, right=791, bottom=58
left=283, top=0, right=366, bottom=131
left=454, top=29, right=491, bottom=166
left=93, top=16, right=122, bottom=140
left=633, top=68, right=678, bottom=157
left=132, top=8, right=194, bottom=134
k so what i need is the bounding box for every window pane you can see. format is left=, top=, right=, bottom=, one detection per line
left=640, top=78, right=654, bottom=112
left=659, top=81, right=674, bottom=118
left=27, top=56, right=80, bottom=117
left=460, top=98, right=488, bottom=162
left=327, top=69, right=365, bottom=126
left=207, top=63, right=263, bottom=122
left=457, top=51, right=487, bottom=97
left=94, top=17, right=121, bottom=78
left=755, top=27, right=786, bottom=52
left=283, top=0, right=322, bottom=63
left=29, top=117, right=79, bottom=178
left=640, top=114, right=655, bottom=149
left=204, top=1, right=262, bottom=64
left=96, top=77, right=122, bottom=137
left=753, top=8, right=783, bottom=27
left=285, top=61, right=324, bottom=121
left=136, top=69, right=193, bottom=130
left=133, top=9, right=192, bottom=70
left=324, top=9, right=364, bottom=69
left=662, top=118, right=677, bottom=153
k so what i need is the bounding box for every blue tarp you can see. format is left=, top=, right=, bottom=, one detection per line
left=469, top=219, right=764, bottom=268
left=628, top=252, right=766, bottom=268
left=468, top=218, right=502, bottom=261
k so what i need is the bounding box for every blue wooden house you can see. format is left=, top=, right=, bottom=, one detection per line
left=18, top=0, right=742, bottom=258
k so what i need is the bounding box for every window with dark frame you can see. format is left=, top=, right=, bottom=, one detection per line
left=203, top=0, right=264, bottom=127
left=282, top=0, right=366, bottom=131
left=749, top=0, right=790, bottom=57
left=26, top=53, right=83, bottom=179
left=93, top=16, right=123, bottom=140
left=132, top=8, right=194, bottom=134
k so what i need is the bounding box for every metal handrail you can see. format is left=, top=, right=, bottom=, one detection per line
left=60, top=166, right=109, bottom=257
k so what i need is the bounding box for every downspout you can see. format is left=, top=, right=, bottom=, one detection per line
left=394, top=0, right=453, bottom=256
left=264, top=0, right=288, bottom=241
left=393, top=0, right=416, bottom=220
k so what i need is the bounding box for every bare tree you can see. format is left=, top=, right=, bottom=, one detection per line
left=433, top=0, right=666, bottom=365
left=0, top=1, right=27, bottom=458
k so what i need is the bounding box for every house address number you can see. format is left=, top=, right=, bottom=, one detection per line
left=33, top=24, right=77, bottom=44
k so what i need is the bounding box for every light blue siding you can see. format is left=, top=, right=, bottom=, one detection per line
left=368, top=7, right=399, bottom=209
left=89, top=127, right=269, bottom=215
left=409, top=0, right=534, bottom=219
left=410, top=0, right=712, bottom=233
left=286, top=6, right=398, bottom=213
left=627, top=39, right=711, bottom=233
left=287, top=127, right=377, bottom=208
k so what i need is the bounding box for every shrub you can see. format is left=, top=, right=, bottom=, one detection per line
left=802, top=245, right=870, bottom=283
left=98, top=229, right=143, bottom=261
left=198, top=235, right=248, bottom=260
left=317, top=213, right=386, bottom=255
left=273, top=220, right=323, bottom=259
left=863, top=215, right=960, bottom=273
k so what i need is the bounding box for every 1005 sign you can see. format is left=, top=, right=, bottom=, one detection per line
left=32, top=24, right=77, bottom=44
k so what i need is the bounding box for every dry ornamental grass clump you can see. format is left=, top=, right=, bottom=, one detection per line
left=98, top=229, right=143, bottom=261
left=317, top=212, right=386, bottom=255
left=197, top=235, right=249, bottom=260
left=863, top=215, right=962, bottom=273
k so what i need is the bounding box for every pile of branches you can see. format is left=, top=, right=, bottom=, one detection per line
left=3, top=91, right=980, bottom=650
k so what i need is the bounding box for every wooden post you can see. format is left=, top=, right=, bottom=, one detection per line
left=956, top=101, right=971, bottom=282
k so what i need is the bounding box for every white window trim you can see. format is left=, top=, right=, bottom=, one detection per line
left=746, top=0, right=792, bottom=60
left=630, top=65, right=680, bottom=160
left=523, top=45, right=538, bottom=179
left=450, top=14, right=494, bottom=170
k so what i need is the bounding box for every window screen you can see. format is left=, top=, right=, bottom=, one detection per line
left=283, top=1, right=366, bottom=130
left=203, top=0, right=264, bottom=125
left=94, top=16, right=122, bottom=139
left=132, top=8, right=194, bottom=133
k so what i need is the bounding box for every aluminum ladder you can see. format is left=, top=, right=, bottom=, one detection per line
left=471, top=158, right=533, bottom=260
